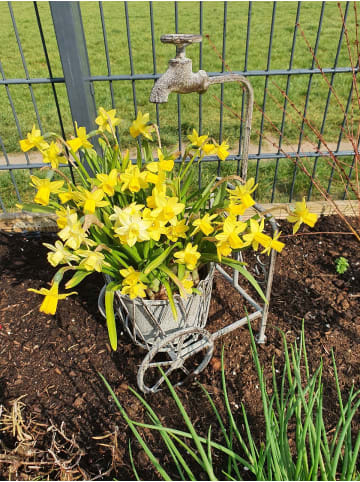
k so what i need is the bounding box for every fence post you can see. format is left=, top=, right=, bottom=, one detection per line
left=50, top=1, right=97, bottom=174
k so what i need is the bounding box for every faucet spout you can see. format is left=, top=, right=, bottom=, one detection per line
left=150, top=34, right=209, bottom=104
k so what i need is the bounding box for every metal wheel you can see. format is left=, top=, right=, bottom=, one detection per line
left=137, top=327, right=214, bottom=394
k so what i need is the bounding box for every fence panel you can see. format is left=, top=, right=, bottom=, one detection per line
left=0, top=1, right=358, bottom=212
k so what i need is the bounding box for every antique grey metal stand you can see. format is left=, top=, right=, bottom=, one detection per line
left=99, top=34, right=278, bottom=394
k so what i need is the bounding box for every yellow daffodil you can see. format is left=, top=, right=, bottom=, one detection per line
left=260, top=232, right=285, bottom=255
left=120, top=266, right=141, bottom=285
left=192, top=213, right=217, bottom=236
left=95, top=107, right=121, bottom=133
left=215, top=215, right=247, bottom=259
left=58, top=185, right=76, bottom=204
left=75, top=187, right=109, bottom=214
left=30, top=176, right=64, bottom=206
left=202, top=143, right=217, bottom=155
left=109, top=203, right=144, bottom=228
left=67, top=123, right=93, bottom=152
left=121, top=280, right=147, bottom=299
left=242, top=218, right=267, bottom=251
left=41, top=141, right=66, bottom=169
left=129, top=111, right=154, bottom=140
left=55, top=206, right=76, bottom=229
left=113, top=211, right=151, bottom=247
left=150, top=195, right=185, bottom=224
left=119, top=164, right=148, bottom=193
left=146, top=149, right=174, bottom=173
left=43, top=240, right=79, bottom=267
left=58, top=212, right=88, bottom=250
left=181, top=273, right=194, bottom=296
left=77, top=249, right=109, bottom=272
left=214, top=140, right=230, bottom=161
left=96, top=169, right=119, bottom=196
left=287, top=198, right=318, bottom=234
left=19, top=125, right=49, bottom=152
left=174, top=243, right=200, bottom=271
left=228, top=178, right=257, bottom=215
left=142, top=208, right=167, bottom=241
left=28, top=283, right=77, bottom=315
left=187, top=129, right=208, bottom=147
left=166, top=219, right=189, bottom=242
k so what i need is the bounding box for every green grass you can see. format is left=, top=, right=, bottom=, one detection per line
left=0, top=1, right=357, bottom=154
left=102, top=323, right=360, bottom=480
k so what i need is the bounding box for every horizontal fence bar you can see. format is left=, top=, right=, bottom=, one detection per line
left=1, top=149, right=356, bottom=171
left=2, top=66, right=357, bottom=87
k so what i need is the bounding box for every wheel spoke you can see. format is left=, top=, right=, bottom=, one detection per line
left=148, top=360, right=173, bottom=368
left=152, top=366, right=173, bottom=392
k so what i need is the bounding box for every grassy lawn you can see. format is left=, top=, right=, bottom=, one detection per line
left=0, top=1, right=358, bottom=209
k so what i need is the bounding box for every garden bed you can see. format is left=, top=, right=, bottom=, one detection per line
left=0, top=215, right=359, bottom=480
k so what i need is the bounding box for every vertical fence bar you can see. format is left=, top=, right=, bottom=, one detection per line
left=149, top=1, right=160, bottom=129
left=0, top=61, right=31, bottom=167
left=34, top=1, right=75, bottom=183
left=272, top=2, right=301, bottom=203
left=99, top=1, right=121, bottom=146
left=255, top=1, right=277, bottom=198
left=198, top=1, right=203, bottom=189
left=175, top=1, right=182, bottom=152
left=0, top=135, right=21, bottom=208
left=8, top=2, right=43, bottom=134
left=217, top=1, right=227, bottom=178
left=307, top=1, right=350, bottom=199
left=290, top=2, right=325, bottom=201
left=237, top=1, right=252, bottom=175
left=50, top=1, right=97, bottom=176
left=124, top=1, right=138, bottom=119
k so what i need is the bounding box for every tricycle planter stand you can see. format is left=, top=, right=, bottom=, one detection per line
left=98, top=33, right=278, bottom=394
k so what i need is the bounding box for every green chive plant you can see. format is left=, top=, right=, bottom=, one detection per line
left=101, top=323, right=360, bottom=481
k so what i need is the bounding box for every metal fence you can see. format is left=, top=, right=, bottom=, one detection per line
left=0, top=1, right=358, bottom=212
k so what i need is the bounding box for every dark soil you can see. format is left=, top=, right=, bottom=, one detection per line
left=0, top=215, right=359, bottom=480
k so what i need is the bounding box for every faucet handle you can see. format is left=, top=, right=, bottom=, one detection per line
left=161, top=34, right=202, bottom=59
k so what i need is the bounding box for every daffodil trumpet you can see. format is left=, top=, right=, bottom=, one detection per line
left=20, top=108, right=318, bottom=350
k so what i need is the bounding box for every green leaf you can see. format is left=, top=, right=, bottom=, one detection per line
left=105, top=285, right=117, bottom=351
left=65, top=270, right=91, bottom=289
left=17, top=203, right=56, bottom=214
left=143, top=244, right=178, bottom=276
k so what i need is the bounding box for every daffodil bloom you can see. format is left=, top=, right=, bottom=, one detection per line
left=242, top=218, right=267, bottom=251
left=121, top=280, right=147, bottom=299
left=260, top=232, right=285, bottom=255
left=43, top=240, right=79, bottom=267
left=287, top=198, right=318, bottom=234
left=96, top=169, right=119, bottom=196
left=192, top=213, right=217, bottom=236
left=146, top=149, right=174, bottom=173
left=19, top=125, right=49, bottom=152
left=215, top=216, right=246, bottom=260
left=142, top=208, right=167, bottom=241
left=75, top=187, right=109, bottom=214
left=215, top=216, right=247, bottom=249
left=95, top=107, right=121, bottom=133
left=77, top=249, right=109, bottom=272
left=187, top=129, right=208, bottom=147
left=30, top=176, right=64, bottom=206
left=58, top=212, right=88, bottom=250
left=109, top=203, right=144, bottom=228
left=56, top=206, right=76, bottom=229
left=67, top=123, right=93, bottom=152
left=58, top=185, right=76, bottom=204
left=202, top=143, right=216, bottom=155
left=228, top=178, right=257, bottom=213
left=146, top=187, right=166, bottom=209
left=41, top=141, right=66, bottom=169
left=119, top=165, right=148, bottom=193
left=181, top=274, right=194, bottom=296
left=113, top=211, right=151, bottom=247
left=28, top=283, right=77, bottom=315
left=120, top=266, right=141, bottom=285
left=214, top=140, right=230, bottom=161
left=174, top=243, right=201, bottom=271
left=151, top=195, right=185, bottom=224
left=166, top=219, right=189, bottom=242
left=216, top=239, right=232, bottom=260
left=129, top=111, right=154, bottom=140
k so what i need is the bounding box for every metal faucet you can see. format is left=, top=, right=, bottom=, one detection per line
left=150, top=34, right=254, bottom=179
